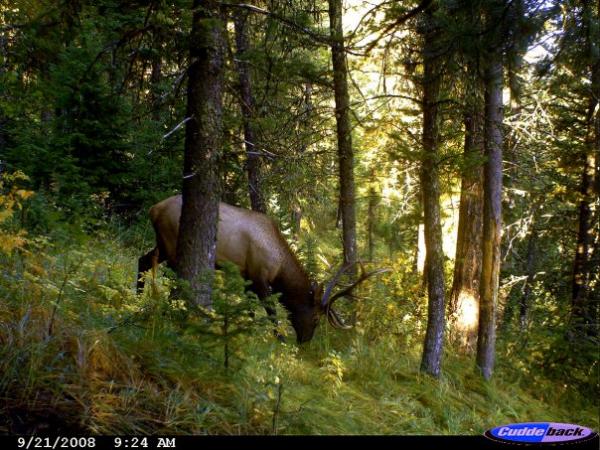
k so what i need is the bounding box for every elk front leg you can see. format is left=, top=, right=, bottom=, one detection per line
left=250, top=279, right=284, bottom=341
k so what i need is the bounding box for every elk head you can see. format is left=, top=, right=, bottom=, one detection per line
left=292, top=261, right=390, bottom=343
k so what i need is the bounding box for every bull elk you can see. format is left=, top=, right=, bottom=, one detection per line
left=137, top=195, right=388, bottom=343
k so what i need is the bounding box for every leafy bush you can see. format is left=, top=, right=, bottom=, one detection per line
left=0, top=170, right=34, bottom=253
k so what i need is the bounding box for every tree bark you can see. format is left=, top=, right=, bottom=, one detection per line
left=0, top=31, right=7, bottom=153
left=150, top=52, right=162, bottom=121
left=419, top=10, right=446, bottom=378
left=291, top=203, right=302, bottom=242
left=176, top=0, right=224, bottom=308
left=328, top=0, right=358, bottom=267
left=449, top=108, right=484, bottom=350
left=477, top=58, right=504, bottom=380
left=367, top=186, right=376, bottom=262
left=571, top=0, right=599, bottom=337
left=571, top=113, right=596, bottom=335
left=234, top=9, right=266, bottom=213
left=519, top=215, right=537, bottom=333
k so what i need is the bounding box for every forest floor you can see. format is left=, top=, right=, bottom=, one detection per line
left=0, top=224, right=597, bottom=435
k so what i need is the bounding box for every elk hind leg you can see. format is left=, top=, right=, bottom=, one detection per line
left=137, top=248, right=161, bottom=293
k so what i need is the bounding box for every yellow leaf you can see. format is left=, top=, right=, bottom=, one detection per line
left=16, top=189, right=34, bottom=200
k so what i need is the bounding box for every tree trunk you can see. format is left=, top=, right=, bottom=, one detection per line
left=291, top=203, right=302, bottom=242
left=234, top=9, right=266, bottom=213
left=419, top=11, right=446, bottom=378
left=593, top=23, right=600, bottom=322
left=367, top=186, right=376, bottom=261
left=176, top=0, right=224, bottom=308
left=520, top=216, right=537, bottom=333
left=449, top=108, right=484, bottom=350
left=571, top=123, right=596, bottom=335
left=328, top=0, right=357, bottom=267
left=150, top=53, right=162, bottom=121
left=290, top=82, right=313, bottom=238
left=0, top=31, right=7, bottom=153
left=571, top=2, right=599, bottom=337
left=477, top=58, right=504, bottom=380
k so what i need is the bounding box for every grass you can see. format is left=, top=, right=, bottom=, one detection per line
left=0, top=226, right=597, bottom=435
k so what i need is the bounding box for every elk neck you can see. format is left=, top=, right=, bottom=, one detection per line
left=271, top=251, right=313, bottom=308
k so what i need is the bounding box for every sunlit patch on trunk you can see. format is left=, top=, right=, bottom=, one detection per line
left=450, top=290, right=479, bottom=350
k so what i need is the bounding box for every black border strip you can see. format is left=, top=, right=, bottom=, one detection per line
left=3, top=435, right=600, bottom=450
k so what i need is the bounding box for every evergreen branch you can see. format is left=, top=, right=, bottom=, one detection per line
left=357, top=0, right=433, bottom=55
left=222, top=3, right=332, bottom=46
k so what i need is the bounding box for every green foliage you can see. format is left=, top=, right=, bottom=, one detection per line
left=1, top=1, right=189, bottom=218
left=499, top=279, right=599, bottom=399
left=179, top=261, right=287, bottom=370
left=495, top=0, right=599, bottom=398
left=0, top=170, right=34, bottom=253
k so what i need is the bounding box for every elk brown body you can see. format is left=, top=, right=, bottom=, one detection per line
left=138, top=195, right=386, bottom=343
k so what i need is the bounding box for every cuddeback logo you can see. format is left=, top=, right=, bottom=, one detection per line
left=485, top=422, right=598, bottom=444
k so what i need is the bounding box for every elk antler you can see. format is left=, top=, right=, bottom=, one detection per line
left=328, top=262, right=391, bottom=305
left=321, top=261, right=391, bottom=329
left=327, top=307, right=352, bottom=329
left=320, top=262, right=357, bottom=309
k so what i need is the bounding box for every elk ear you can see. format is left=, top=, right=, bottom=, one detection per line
left=312, top=282, right=324, bottom=306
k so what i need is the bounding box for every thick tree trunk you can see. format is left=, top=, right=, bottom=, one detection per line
left=176, top=0, right=224, bottom=308
left=328, top=0, right=357, bottom=267
left=419, top=12, right=446, bottom=378
left=450, top=108, right=484, bottom=350
left=477, top=58, right=504, bottom=380
left=234, top=10, right=266, bottom=213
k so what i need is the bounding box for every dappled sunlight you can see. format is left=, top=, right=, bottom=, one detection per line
left=416, top=194, right=461, bottom=272
left=452, top=290, right=479, bottom=335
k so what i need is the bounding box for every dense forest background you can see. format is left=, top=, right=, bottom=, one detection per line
left=0, top=0, right=598, bottom=435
